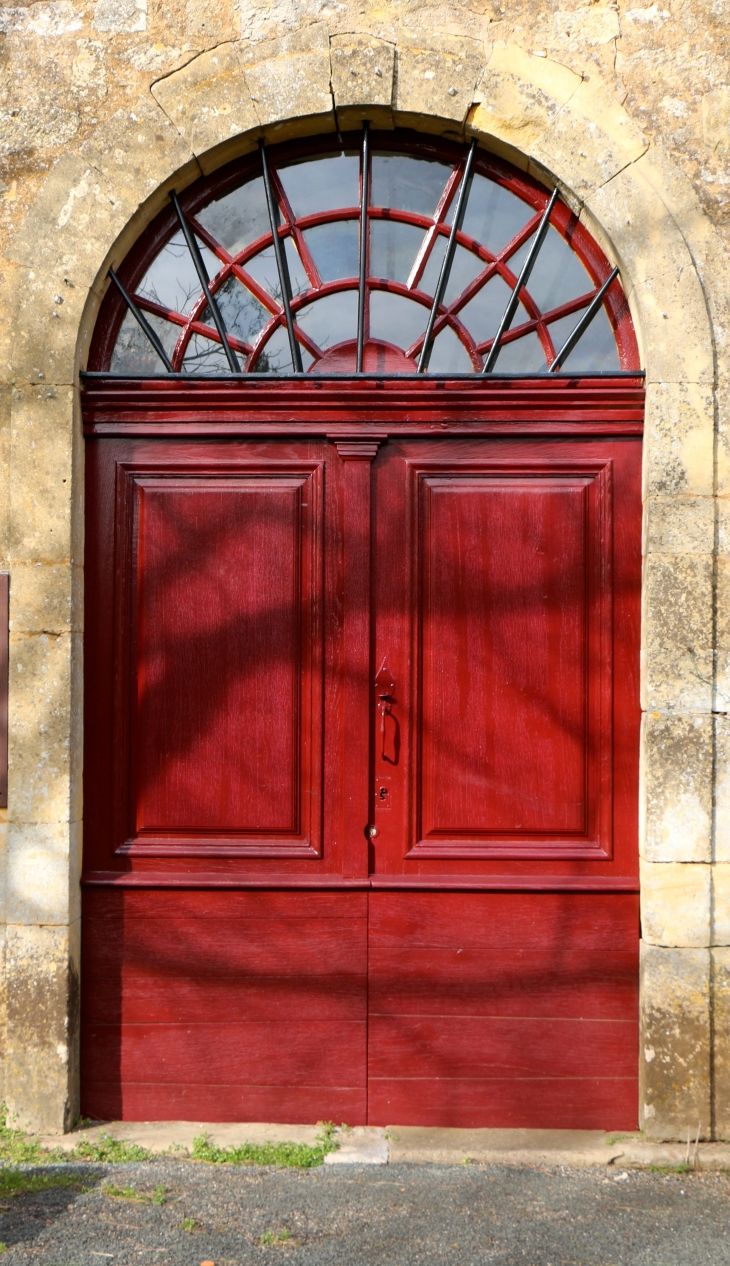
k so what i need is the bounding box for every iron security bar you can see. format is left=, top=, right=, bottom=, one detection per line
left=356, top=122, right=371, bottom=374
left=483, top=187, right=559, bottom=374
left=170, top=191, right=240, bottom=373
left=259, top=140, right=303, bottom=374
left=417, top=140, right=477, bottom=374
left=108, top=268, right=174, bottom=373
left=549, top=266, right=620, bottom=372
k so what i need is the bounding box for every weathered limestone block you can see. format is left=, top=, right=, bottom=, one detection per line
left=5, top=922, right=80, bottom=1134
left=6, top=821, right=81, bottom=927
left=9, top=563, right=77, bottom=637
left=643, top=496, right=714, bottom=557
left=467, top=43, right=578, bottom=167
left=713, top=947, right=730, bottom=1139
left=9, top=631, right=80, bottom=826
left=640, top=860, right=711, bottom=947
left=10, top=271, right=89, bottom=387
left=642, top=555, right=713, bottom=713
left=5, top=155, right=131, bottom=290
left=585, top=167, right=714, bottom=386
left=152, top=44, right=260, bottom=171
left=79, top=96, right=197, bottom=228
left=241, top=28, right=335, bottom=142
left=715, top=557, right=730, bottom=717
left=9, top=390, right=75, bottom=564
left=641, top=713, right=712, bottom=863
left=0, top=388, right=10, bottom=563
left=713, top=864, right=730, bottom=946
left=640, top=943, right=711, bottom=1140
left=643, top=383, right=715, bottom=499
left=330, top=34, right=395, bottom=131
left=394, top=36, right=485, bottom=134
left=535, top=75, right=648, bottom=202
left=702, top=88, right=730, bottom=153
left=716, top=718, right=730, bottom=864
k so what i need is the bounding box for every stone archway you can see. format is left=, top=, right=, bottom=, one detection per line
left=2, top=31, right=725, bottom=1139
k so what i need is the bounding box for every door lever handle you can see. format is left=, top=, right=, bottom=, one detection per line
left=375, top=657, right=398, bottom=764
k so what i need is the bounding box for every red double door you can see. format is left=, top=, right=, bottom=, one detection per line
left=82, top=428, right=641, bottom=1128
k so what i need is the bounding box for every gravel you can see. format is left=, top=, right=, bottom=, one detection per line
left=0, top=1160, right=729, bottom=1265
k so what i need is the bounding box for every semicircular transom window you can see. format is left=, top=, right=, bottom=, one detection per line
left=102, top=131, right=640, bottom=377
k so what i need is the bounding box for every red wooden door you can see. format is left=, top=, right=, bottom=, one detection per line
left=81, top=417, right=640, bottom=1129
left=366, top=436, right=640, bottom=1127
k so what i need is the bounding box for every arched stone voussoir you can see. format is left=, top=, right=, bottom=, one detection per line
left=392, top=35, right=486, bottom=138
left=330, top=34, right=396, bottom=132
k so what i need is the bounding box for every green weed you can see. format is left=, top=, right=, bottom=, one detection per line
left=69, top=1136, right=153, bottom=1164
left=181, top=1216, right=196, bottom=1232
left=103, top=1182, right=166, bottom=1204
left=259, top=1229, right=293, bottom=1246
left=648, top=1163, right=693, bottom=1174
left=0, top=1169, right=86, bottom=1197
left=191, top=1133, right=335, bottom=1169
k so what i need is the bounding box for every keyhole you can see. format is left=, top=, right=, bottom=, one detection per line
left=379, top=786, right=388, bottom=801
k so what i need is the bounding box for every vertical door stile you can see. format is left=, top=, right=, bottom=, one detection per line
left=330, top=436, right=385, bottom=879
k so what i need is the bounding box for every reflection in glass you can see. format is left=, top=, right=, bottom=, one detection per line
left=459, top=174, right=531, bottom=254
left=371, top=154, right=452, bottom=218
left=492, top=330, right=545, bottom=373
left=245, top=237, right=310, bottom=300
left=459, top=274, right=514, bottom=344
left=419, top=238, right=485, bottom=306
left=296, top=290, right=358, bottom=350
left=304, top=221, right=359, bottom=282
left=196, top=177, right=270, bottom=255
left=111, top=310, right=179, bottom=374
left=278, top=154, right=360, bottom=218
left=213, top=278, right=270, bottom=345
left=428, top=324, right=473, bottom=373
left=136, top=232, right=220, bottom=316
left=369, top=220, right=427, bottom=284
left=369, top=291, right=426, bottom=353
left=547, top=307, right=620, bottom=372
left=183, top=332, right=232, bottom=375
left=253, top=323, right=314, bottom=374
left=508, top=225, right=594, bottom=312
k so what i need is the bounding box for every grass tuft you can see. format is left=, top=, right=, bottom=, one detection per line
left=648, top=1163, right=693, bottom=1174
left=0, top=1169, right=87, bottom=1197
left=191, top=1126, right=337, bottom=1169
left=259, top=1229, right=294, bottom=1246
left=103, top=1182, right=166, bottom=1204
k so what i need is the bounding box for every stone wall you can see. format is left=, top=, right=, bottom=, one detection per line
left=0, top=0, right=728, bottom=1137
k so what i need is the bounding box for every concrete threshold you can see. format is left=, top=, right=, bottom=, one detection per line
left=36, top=1122, right=730, bottom=1170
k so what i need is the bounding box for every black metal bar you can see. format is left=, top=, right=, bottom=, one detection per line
left=259, top=140, right=303, bottom=374
left=170, top=190, right=240, bottom=374
left=108, top=268, right=175, bottom=372
left=356, top=122, right=371, bottom=374
left=548, top=266, right=620, bottom=372
left=483, top=186, right=559, bottom=374
left=417, top=140, right=477, bottom=374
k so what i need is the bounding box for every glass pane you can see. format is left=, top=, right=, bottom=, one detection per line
left=370, top=220, right=427, bottom=283
left=196, top=176, right=270, bottom=256
left=245, top=237, right=310, bottom=301
left=182, top=332, right=232, bottom=375
left=428, top=324, right=473, bottom=373
left=547, top=306, right=620, bottom=372
left=459, top=273, right=512, bottom=344
left=278, top=153, right=360, bottom=218
left=369, top=291, right=427, bottom=353
left=212, top=278, right=270, bottom=346
left=110, top=309, right=179, bottom=374
left=419, top=238, right=485, bottom=306
left=253, top=323, right=315, bottom=374
left=459, top=173, right=532, bottom=255
left=304, top=220, right=360, bottom=282
left=492, top=330, right=546, bottom=373
left=371, top=154, right=452, bottom=218
left=136, top=231, right=219, bottom=316
left=295, top=290, right=358, bottom=352
left=507, top=225, right=594, bottom=312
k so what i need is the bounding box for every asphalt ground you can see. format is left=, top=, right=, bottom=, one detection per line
left=0, top=1160, right=728, bottom=1265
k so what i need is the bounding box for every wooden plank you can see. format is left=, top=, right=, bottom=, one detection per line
left=368, top=947, right=638, bottom=1019
left=82, top=1021, right=366, bottom=1086
left=81, top=972, right=366, bottom=1025
left=82, top=888, right=368, bottom=920
left=368, top=1016, right=637, bottom=1080
left=82, top=1082, right=367, bottom=1126
left=369, top=892, right=639, bottom=951
left=367, top=1078, right=637, bottom=1130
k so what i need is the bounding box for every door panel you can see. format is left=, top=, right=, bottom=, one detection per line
left=371, top=438, right=640, bottom=875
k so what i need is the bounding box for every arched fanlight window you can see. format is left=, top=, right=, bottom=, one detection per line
left=98, top=130, right=639, bottom=377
